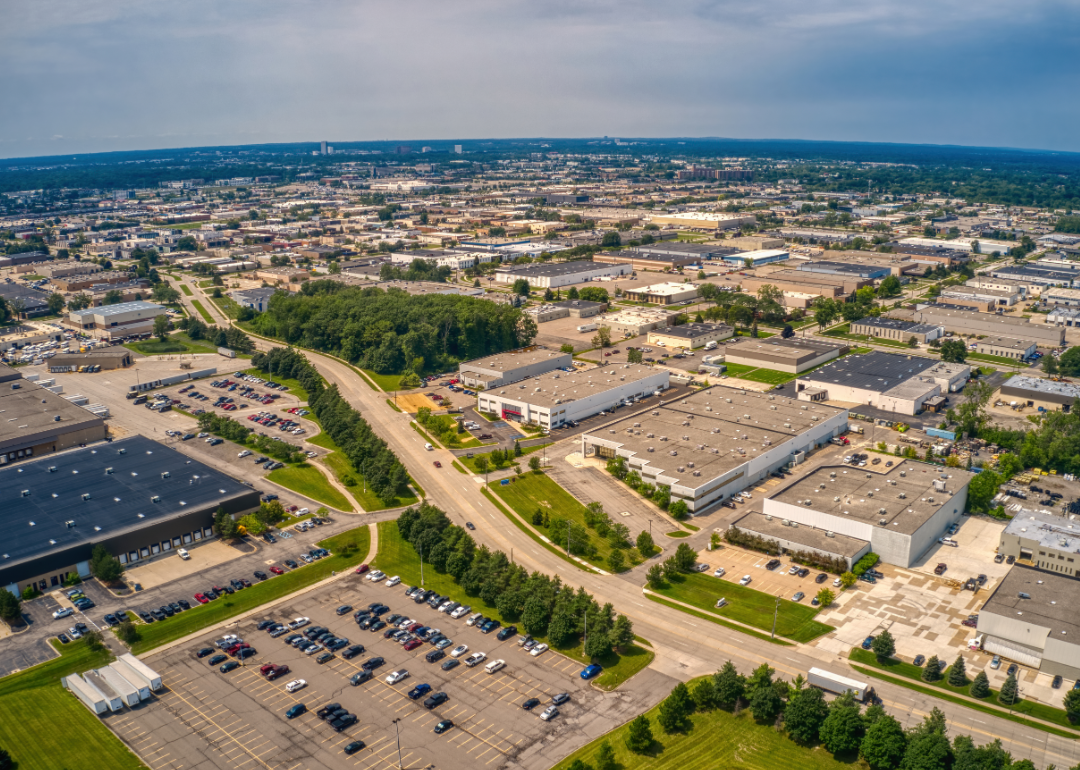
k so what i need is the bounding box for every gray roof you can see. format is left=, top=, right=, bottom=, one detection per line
left=797, top=351, right=937, bottom=392
left=69, top=300, right=163, bottom=318
left=981, top=565, right=1080, bottom=639
left=999, top=375, right=1080, bottom=400
left=495, top=260, right=611, bottom=277
left=853, top=317, right=941, bottom=335
left=653, top=323, right=731, bottom=339
left=732, top=511, right=869, bottom=558
left=1004, top=510, right=1080, bottom=553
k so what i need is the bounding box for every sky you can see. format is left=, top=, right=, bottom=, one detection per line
left=2, top=0, right=1080, bottom=159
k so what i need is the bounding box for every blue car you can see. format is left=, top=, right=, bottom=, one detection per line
left=286, top=703, right=307, bottom=719
left=580, top=664, right=602, bottom=680
left=408, top=683, right=432, bottom=700
left=862, top=636, right=875, bottom=650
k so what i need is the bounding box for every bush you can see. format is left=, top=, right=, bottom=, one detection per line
left=852, top=552, right=880, bottom=577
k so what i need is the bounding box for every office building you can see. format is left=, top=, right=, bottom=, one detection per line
left=998, top=511, right=1080, bottom=575
left=850, top=317, right=943, bottom=345
left=646, top=323, right=733, bottom=350
left=623, top=282, right=700, bottom=305
left=974, top=336, right=1036, bottom=361
left=999, top=376, right=1080, bottom=412
left=64, top=301, right=168, bottom=340
left=723, top=337, right=847, bottom=374
left=493, top=260, right=631, bottom=289
left=457, top=348, right=571, bottom=390
left=595, top=307, right=681, bottom=336
left=729, top=511, right=870, bottom=571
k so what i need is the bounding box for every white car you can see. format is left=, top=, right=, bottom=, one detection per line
left=385, top=669, right=410, bottom=685
left=52, top=607, right=74, bottom=620
left=288, top=617, right=310, bottom=630
left=285, top=679, right=307, bottom=693
left=197, top=432, right=209, bottom=439
left=386, top=576, right=402, bottom=587
left=713, top=567, right=726, bottom=577
left=464, top=652, right=487, bottom=668
left=530, top=643, right=549, bottom=657
left=465, top=612, right=483, bottom=626
left=304, top=643, right=324, bottom=656
left=450, top=644, right=469, bottom=658
left=238, top=450, right=252, bottom=458
left=177, top=548, right=190, bottom=560
left=540, top=706, right=559, bottom=721
left=367, top=570, right=386, bottom=582
left=68, top=626, right=83, bottom=639
left=739, top=575, right=752, bottom=585
left=450, top=605, right=471, bottom=619
left=297, top=508, right=309, bottom=515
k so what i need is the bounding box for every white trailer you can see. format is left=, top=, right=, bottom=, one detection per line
left=577, top=323, right=598, bottom=333
left=807, top=667, right=872, bottom=701
left=110, top=660, right=151, bottom=701
left=119, top=653, right=163, bottom=691
left=64, top=675, right=108, bottom=715
left=82, top=670, right=126, bottom=712
left=96, top=666, right=141, bottom=707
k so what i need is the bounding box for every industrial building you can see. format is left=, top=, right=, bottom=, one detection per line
left=492, top=260, right=631, bottom=289
left=990, top=265, right=1077, bottom=290
left=1047, top=308, right=1080, bottom=328
left=593, top=250, right=703, bottom=271
left=730, top=511, right=871, bottom=570
left=723, top=337, right=848, bottom=374
left=1042, top=287, right=1080, bottom=307
left=720, top=249, right=790, bottom=267
left=974, top=336, right=1036, bottom=361
left=646, top=323, right=733, bottom=349
left=476, top=364, right=669, bottom=429
left=741, top=270, right=869, bottom=297
left=457, top=348, right=571, bottom=390
left=0, top=435, right=260, bottom=595
left=50, top=349, right=134, bottom=372
left=553, top=299, right=607, bottom=317
left=939, top=284, right=1021, bottom=307
left=580, top=388, right=848, bottom=513
left=890, top=242, right=969, bottom=265
left=999, top=375, right=1080, bottom=412
left=625, top=242, right=739, bottom=262
left=595, top=307, right=681, bottom=336
left=646, top=212, right=756, bottom=230
left=762, top=460, right=974, bottom=567
left=623, top=282, right=700, bottom=305
left=912, top=303, right=1065, bottom=347
left=795, top=351, right=970, bottom=415
left=966, top=275, right=1029, bottom=298
left=796, top=261, right=892, bottom=280
left=64, top=301, right=168, bottom=340
left=997, top=510, right=1080, bottom=575
left=231, top=287, right=286, bottom=313
left=849, top=317, right=943, bottom=345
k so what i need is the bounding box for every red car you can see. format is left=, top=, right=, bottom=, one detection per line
left=194, top=593, right=209, bottom=604
left=433, top=461, right=442, bottom=468
left=403, top=639, right=422, bottom=652
left=269, top=565, right=284, bottom=575
left=356, top=563, right=369, bottom=574
left=226, top=643, right=250, bottom=655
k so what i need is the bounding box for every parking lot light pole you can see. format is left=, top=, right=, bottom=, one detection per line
left=770, top=596, right=780, bottom=640
left=392, top=718, right=403, bottom=769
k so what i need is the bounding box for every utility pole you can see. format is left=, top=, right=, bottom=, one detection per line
left=419, top=542, right=424, bottom=587
left=770, top=596, right=780, bottom=640
left=392, top=718, right=403, bottom=769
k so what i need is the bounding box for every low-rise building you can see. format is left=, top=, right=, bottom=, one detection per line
left=741, top=270, right=868, bottom=296
left=796, top=261, right=891, bottom=280
left=975, top=336, right=1036, bottom=361
left=646, top=212, right=756, bottom=230
left=231, top=287, right=285, bottom=313
left=998, top=510, right=1080, bottom=573
left=720, top=249, right=790, bottom=267
left=53, top=271, right=134, bottom=292
left=850, top=317, right=943, bottom=344
left=939, top=284, right=1021, bottom=307
left=999, top=375, right=1080, bottom=412
left=646, top=323, right=733, bottom=350
left=728, top=512, right=870, bottom=571
left=595, top=308, right=681, bottom=336
left=0, top=368, right=108, bottom=466
left=723, top=337, right=848, bottom=374
left=966, top=275, right=1029, bottom=298
left=1042, top=287, right=1080, bottom=307
left=493, top=260, right=631, bottom=289
left=623, top=282, right=700, bottom=305
left=625, top=242, right=738, bottom=262
left=912, top=303, right=1065, bottom=347
left=63, top=301, right=167, bottom=340
left=1047, top=308, right=1080, bottom=328
left=458, top=348, right=571, bottom=390
left=593, top=250, right=702, bottom=271
left=990, top=265, right=1077, bottom=290
left=553, top=299, right=606, bottom=318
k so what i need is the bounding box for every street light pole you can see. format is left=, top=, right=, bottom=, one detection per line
left=419, top=542, right=424, bottom=587
left=392, top=718, right=403, bottom=769
left=770, top=596, right=780, bottom=640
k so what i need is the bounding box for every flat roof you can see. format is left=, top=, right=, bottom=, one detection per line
left=70, top=301, right=164, bottom=318
left=725, top=336, right=845, bottom=361
left=853, top=317, right=941, bottom=335
left=797, top=261, right=884, bottom=275
left=552, top=300, right=606, bottom=310
left=488, top=363, right=665, bottom=409
left=1004, top=510, right=1080, bottom=553
left=770, top=461, right=974, bottom=535
left=993, top=266, right=1077, bottom=281
left=495, top=261, right=614, bottom=277
left=652, top=323, right=731, bottom=340
left=583, top=387, right=845, bottom=487
left=627, top=243, right=737, bottom=257
left=977, top=336, right=1035, bottom=350
left=1000, top=375, right=1080, bottom=400
left=605, top=251, right=694, bottom=263
left=797, top=351, right=937, bottom=392
left=981, top=565, right=1080, bottom=639
left=460, top=347, right=569, bottom=375
left=0, top=381, right=106, bottom=451
left=732, top=511, right=869, bottom=558
left=630, top=282, right=699, bottom=296
left=0, top=435, right=254, bottom=571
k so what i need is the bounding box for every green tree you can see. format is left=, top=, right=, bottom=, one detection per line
left=584, top=628, right=612, bottom=658
left=668, top=500, right=689, bottom=519
left=636, top=529, right=655, bottom=557
left=153, top=314, right=170, bottom=341
left=89, top=544, right=124, bottom=583
left=601, top=231, right=621, bottom=248
left=595, top=741, right=616, bottom=770
left=625, top=715, right=653, bottom=753
left=947, top=654, right=968, bottom=687
left=1059, top=346, right=1080, bottom=376
left=646, top=564, right=664, bottom=588
left=692, top=677, right=718, bottom=711
left=871, top=629, right=896, bottom=660
left=657, top=682, right=693, bottom=733
left=591, top=325, right=612, bottom=350
left=749, top=683, right=784, bottom=723
left=998, top=672, right=1019, bottom=706
left=819, top=690, right=864, bottom=755
left=47, top=292, right=66, bottom=314
left=117, top=619, right=141, bottom=645
left=901, top=712, right=951, bottom=770
left=474, top=455, right=490, bottom=476
left=713, top=661, right=746, bottom=708
left=627, top=347, right=643, bottom=364
left=610, top=614, right=634, bottom=650
left=969, top=670, right=991, bottom=699
left=1064, top=688, right=1080, bottom=724
left=214, top=507, right=239, bottom=540
left=816, top=588, right=835, bottom=607
left=1043, top=354, right=1059, bottom=376
left=673, top=542, right=697, bottom=571
left=567, top=760, right=591, bottom=770
left=567, top=286, right=580, bottom=300
left=784, top=685, right=829, bottom=744
left=512, top=278, right=531, bottom=296
left=813, top=297, right=841, bottom=329
left=0, top=588, right=21, bottom=624
left=578, top=287, right=609, bottom=303
left=103, top=289, right=123, bottom=305
left=922, top=655, right=942, bottom=682
left=528, top=456, right=542, bottom=473
left=860, top=712, right=906, bottom=769
left=0, top=748, right=12, bottom=770
left=560, top=343, right=574, bottom=354
left=939, top=339, right=968, bottom=364
left=877, top=275, right=902, bottom=297
left=67, top=293, right=91, bottom=310
left=607, top=549, right=625, bottom=573
left=840, top=571, right=857, bottom=588
left=781, top=324, right=795, bottom=338
left=967, top=469, right=1003, bottom=514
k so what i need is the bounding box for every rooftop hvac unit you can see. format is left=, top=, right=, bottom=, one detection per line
left=880, top=518, right=888, bottom=525
left=900, top=470, right=907, bottom=477
left=647, top=433, right=654, bottom=438
left=868, top=491, right=874, bottom=497
left=811, top=416, right=819, bottom=421
left=782, top=519, right=790, bottom=525
left=683, top=435, right=689, bottom=441
left=688, top=461, right=695, bottom=468
left=609, top=429, right=616, bottom=434
left=801, top=405, right=808, bottom=410
left=105, top=467, right=113, bottom=474
left=647, top=447, right=654, bottom=452
left=151, top=495, right=161, bottom=503
left=803, top=499, right=812, bottom=506
left=21, top=490, right=29, bottom=497
left=652, top=411, right=659, bottom=415
left=770, top=405, right=777, bottom=410
left=693, top=471, right=701, bottom=476
left=933, top=479, right=947, bottom=492
left=744, top=414, right=751, bottom=419
left=81, top=493, right=90, bottom=501
left=784, top=423, right=792, bottom=429
left=879, top=508, right=887, bottom=515
left=928, top=496, right=935, bottom=503
left=633, top=423, right=641, bottom=428
left=830, top=472, right=836, bottom=478
left=726, top=398, right=732, bottom=403
left=819, top=483, right=826, bottom=490
left=791, top=521, right=799, bottom=527
left=826, top=531, right=835, bottom=538
left=678, top=467, right=685, bottom=473
left=765, top=514, right=773, bottom=521
left=898, top=492, right=906, bottom=499
left=712, top=448, right=719, bottom=454
left=682, top=421, right=689, bottom=426
left=660, top=436, right=668, bottom=441
left=834, top=496, right=840, bottom=502
left=48, top=466, right=56, bottom=473
left=768, top=395, right=775, bottom=400
left=670, top=450, right=678, bottom=456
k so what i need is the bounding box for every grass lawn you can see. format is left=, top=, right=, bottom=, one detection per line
left=307, top=427, right=417, bottom=511
left=179, top=283, right=193, bottom=296
left=124, top=332, right=220, bottom=356
left=0, top=638, right=146, bottom=770
left=967, top=352, right=1019, bottom=367
left=363, top=370, right=404, bottom=391
left=386, top=399, right=402, bottom=412
left=452, top=460, right=468, bottom=474
left=372, top=522, right=650, bottom=688
left=651, top=572, right=834, bottom=643
left=267, top=463, right=353, bottom=510
left=412, top=422, right=441, bottom=448
left=306, top=431, right=338, bottom=451
left=130, top=526, right=370, bottom=653
left=492, top=472, right=641, bottom=570
left=210, top=294, right=242, bottom=319
left=555, top=680, right=862, bottom=770
left=666, top=531, right=690, bottom=538
left=481, top=488, right=598, bottom=573
left=739, top=367, right=796, bottom=385
left=242, top=366, right=310, bottom=402
left=190, top=299, right=215, bottom=323
left=459, top=442, right=553, bottom=474
left=645, top=593, right=791, bottom=646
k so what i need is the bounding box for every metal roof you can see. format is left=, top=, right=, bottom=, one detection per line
left=797, top=351, right=937, bottom=392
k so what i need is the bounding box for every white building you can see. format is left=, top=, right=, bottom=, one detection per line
left=458, top=348, right=571, bottom=390
left=494, top=261, right=631, bottom=289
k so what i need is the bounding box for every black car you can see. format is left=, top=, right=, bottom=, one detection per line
left=370, top=604, right=390, bottom=616
left=57, top=633, right=69, bottom=644
left=434, top=720, right=454, bottom=734
left=254, top=571, right=269, bottom=581
left=913, top=655, right=926, bottom=667
left=423, top=691, right=449, bottom=709
left=103, top=613, right=119, bottom=626
left=286, top=703, right=307, bottom=719
left=360, top=656, right=385, bottom=671
left=151, top=609, right=166, bottom=621
left=441, top=659, right=460, bottom=672
left=317, top=702, right=342, bottom=719
left=232, top=580, right=246, bottom=591
left=257, top=620, right=275, bottom=631
left=496, top=625, right=517, bottom=642
left=815, top=573, right=829, bottom=583
left=178, top=599, right=191, bottom=610
left=370, top=620, right=387, bottom=632
left=1007, top=663, right=1019, bottom=677
left=138, top=611, right=154, bottom=623
left=331, top=714, right=358, bottom=732
left=196, top=647, right=214, bottom=658
left=766, top=559, right=781, bottom=570
left=236, top=647, right=257, bottom=660
left=342, top=644, right=366, bottom=660
left=220, top=661, right=240, bottom=673
left=344, top=741, right=366, bottom=755
left=426, top=649, right=446, bottom=664
left=350, top=670, right=373, bottom=685
left=284, top=559, right=298, bottom=569
left=204, top=588, right=218, bottom=600
left=522, top=697, right=540, bottom=710
left=161, top=604, right=174, bottom=617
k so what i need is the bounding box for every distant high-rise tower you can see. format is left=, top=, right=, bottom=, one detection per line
left=454, top=145, right=462, bottom=154
left=320, top=140, right=328, bottom=155
left=326, top=146, right=334, bottom=155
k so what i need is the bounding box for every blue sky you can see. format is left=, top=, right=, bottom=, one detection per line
left=2, top=0, right=1079, bottom=158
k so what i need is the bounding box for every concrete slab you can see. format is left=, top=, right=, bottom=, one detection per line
left=125, top=540, right=248, bottom=590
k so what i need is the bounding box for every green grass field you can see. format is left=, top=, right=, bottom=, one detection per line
left=124, top=332, right=221, bottom=356
left=555, top=678, right=865, bottom=770
left=459, top=442, right=553, bottom=474
left=492, top=472, right=641, bottom=569
left=130, top=525, right=370, bottom=653
left=306, top=429, right=417, bottom=511
left=190, top=299, right=215, bottom=323
left=0, top=639, right=146, bottom=770
left=966, top=352, right=1019, bottom=367
left=712, top=361, right=795, bottom=384
left=363, top=370, right=404, bottom=391
left=651, top=572, right=834, bottom=643
left=179, top=283, right=193, bottom=296
left=266, top=463, right=353, bottom=510
left=210, top=294, right=242, bottom=320
left=371, top=522, right=650, bottom=689
left=645, top=593, right=791, bottom=646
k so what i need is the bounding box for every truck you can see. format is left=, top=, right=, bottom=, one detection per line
left=807, top=668, right=874, bottom=702
left=577, top=323, right=598, bottom=333
left=704, top=340, right=719, bottom=351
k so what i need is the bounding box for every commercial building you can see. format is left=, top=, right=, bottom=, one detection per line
left=891, top=241, right=969, bottom=265
left=231, top=287, right=285, bottom=313
left=626, top=242, right=739, bottom=262
left=476, top=364, right=669, bottom=429
left=762, top=461, right=974, bottom=567
left=493, top=260, right=631, bottom=289
left=795, top=351, right=970, bottom=415
left=595, top=307, right=680, bottom=336
left=730, top=512, right=871, bottom=570
left=850, top=317, right=943, bottom=344
left=64, top=301, right=168, bottom=340
left=1042, top=287, right=1080, bottom=307
left=723, top=337, right=848, bottom=374
left=796, top=261, right=891, bottom=280
left=974, top=336, right=1037, bottom=361
left=646, top=323, right=734, bottom=349
left=912, top=303, right=1065, bottom=347
left=741, top=270, right=869, bottom=296
left=457, top=348, right=572, bottom=390
left=553, top=299, right=607, bottom=318
left=966, top=275, right=1029, bottom=298
left=0, top=435, right=260, bottom=595
left=646, top=212, right=756, bottom=230
left=938, top=285, right=1021, bottom=308
left=1047, top=308, right=1080, bottom=328
left=580, top=388, right=848, bottom=513
left=990, top=265, right=1077, bottom=290
left=720, top=249, right=790, bottom=267
left=0, top=368, right=108, bottom=466
left=998, top=511, right=1080, bottom=575
left=623, top=282, right=700, bottom=305
left=53, top=271, right=134, bottom=293
left=50, top=349, right=134, bottom=371
left=0, top=283, right=51, bottom=318
left=999, top=376, right=1080, bottom=412
left=593, top=250, right=702, bottom=271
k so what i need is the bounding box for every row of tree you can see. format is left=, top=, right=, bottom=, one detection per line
left=605, top=455, right=689, bottom=518
left=176, top=316, right=255, bottom=353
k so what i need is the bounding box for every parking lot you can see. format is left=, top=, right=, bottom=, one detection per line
left=699, top=541, right=852, bottom=607
left=118, top=573, right=660, bottom=770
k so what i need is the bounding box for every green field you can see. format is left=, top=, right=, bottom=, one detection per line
left=363, top=370, right=404, bottom=391
left=124, top=332, right=220, bottom=356
left=555, top=678, right=865, bottom=770
left=266, top=463, right=353, bottom=510
left=130, top=525, right=370, bottom=653
left=371, top=522, right=651, bottom=690
left=650, top=572, right=834, bottom=643
left=210, top=294, right=242, bottom=319
left=645, top=593, right=791, bottom=646
left=0, top=639, right=147, bottom=770
left=492, top=472, right=641, bottom=570
left=307, top=429, right=417, bottom=511
left=179, top=283, right=194, bottom=296
left=966, top=352, right=1020, bottom=367
left=459, top=442, right=552, bottom=473
left=190, top=299, right=215, bottom=323
left=481, top=487, right=597, bottom=573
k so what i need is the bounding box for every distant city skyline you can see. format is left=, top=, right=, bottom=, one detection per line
left=2, top=0, right=1079, bottom=158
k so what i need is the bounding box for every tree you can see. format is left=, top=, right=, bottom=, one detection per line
left=567, top=761, right=591, bottom=770
left=591, top=325, right=612, bottom=350
left=658, top=682, right=693, bottom=733
left=117, top=619, right=141, bottom=645
left=103, top=289, right=124, bottom=305
left=578, top=287, right=609, bottom=303
left=1064, top=688, right=1080, bottom=724
left=607, top=549, right=625, bottom=573
left=1043, top=354, right=1060, bottom=376
left=871, top=630, right=895, bottom=660
left=673, top=542, right=697, bottom=571
left=153, top=314, right=170, bottom=342
left=68, top=293, right=91, bottom=310
left=749, top=683, right=784, bottom=723
left=813, top=297, right=840, bottom=329
left=999, top=672, right=1019, bottom=706
left=781, top=324, right=795, bottom=339
left=214, top=507, right=238, bottom=540
left=902, top=724, right=951, bottom=770
left=819, top=690, right=864, bottom=755
left=595, top=741, right=617, bottom=770
left=89, top=544, right=124, bottom=583
left=967, top=469, right=1003, bottom=514
left=560, top=343, right=574, bottom=354
left=713, top=661, right=745, bottom=708
left=969, top=670, right=991, bottom=699
left=947, top=654, right=968, bottom=687
left=585, top=628, right=612, bottom=658
left=528, top=456, right=541, bottom=472
left=567, top=286, right=580, bottom=300
left=636, top=530, right=655, bottom=557
left=922, top=655, right=942, bottom=682
left=840, top=571, right=857, bottom=588
left=878, top=275, right=902, bottom=297
left=646, top=564, right=664, bottom=588
left=601, top=231, right=621, bottom=248
left=610, top=614, right=634, bottom=650
left=692, top=677, right=718, bottom=711
left=939, top=339, right=968, bottom=364
left=816, top=588, right=835, bottom=607
left=0, top=588, right=21, bottom=624
left=627, top=347, right=643, bottom=364
left=625, top=715, right=653, bottom=753
left=860, top=713, right=906, bottom=769
left=784, top=685, right=829, bottom=744
left=47, top=292, right=66, bottom=314
left=512, top=278, right=531, bottom=296
left=0, top=748, right=12, bottom=770
left=151, top=282, right=181, bottom=304
left=474, top=455, right=490, bottom=476
left=1059, top=346, right=1080, bottom=377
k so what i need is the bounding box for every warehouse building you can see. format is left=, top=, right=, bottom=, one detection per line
left=1047, top=308, right=1080, bottom=328
left=890, top=242, right=969, bottom=265
left=997, top=510, right=1080, bottom=574
left=595, top=308, right=680, bottom=336
left=646, top=323, right=733, bottom=350
left=458, top=348, right=571, bottom=390
left=729, top=512, right=871, bottom=571
left=720, top=249, right=790, bottom=267
left=63, top=301, right=168, bottom=340
left=976, top=566, right=1080, bottom=676
left=493, top=260, right=631, bottom=289
left=999, top=375, right=1080, bottom=412
left=1042, top=287, right=1080, bottom=307
left=966, top=275, right=1029, bottom=298
left=974, top=336, right=1036, bottom=361
left=476, top=364, right=669, bottom=429
left=741, top=270, right=869, bottom=297
left=796, top=261, right=891, bottom=280
left=593, top=250, right=702, bottom=271
left=795, top=351, right=970, bottom=415
left=625, top=242, right=740, bottom=262
left=0, top=368, right=108, bottom=466
left=553, top=299, right=607, bottom=318
left=646, top=212, right=756, bottom=230
left=581, top=388, right=848, bottom=513
left=623, top=282, right=700, bottom=305
left=723, top=337, right=848, bottom=374
left=990, top=265, right=1077, bottom=290
left=762, top=461, right=974, bottom=567
left=850, top=317, right=943, bottom=344
left=912, top=303, right=1065, bottom=347
left=50, top=349, right=134, bottom=372
left=939, top=284, right=1021, bottom=307
left=0, top=435, right=260, bottom=595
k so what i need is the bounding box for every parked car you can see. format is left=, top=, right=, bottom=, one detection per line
left=580, top=664, right=602, bottom=680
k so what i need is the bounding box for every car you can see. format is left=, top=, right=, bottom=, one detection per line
left=713, top=567, right=726, bottom=577
left=386, top=669, right=410, bottom=684
left=530, top=643, right=549, bottom=657
left=433, top=461, right=442, bottom=468
left=423, top=691, right=449, bottom=709
left=441, top=658, right=460, bottom=671
left=434, top=720, right=454, bottom=734
left=465, top=652, right=487, bottom=668
left=355, top=563, right=370, bottom=574
left=1007, top=663, right=1018, bottom=677
left=451, top=605, right=471, bottom=619
left=317, top=702, right=343, bottom=719
left=195, top=647, right=215, bottom=658
left=1053, top=675, right=1064, bottom=689
left=913, top=655, right=926, bottom=667
left=426, top=649, right=446, bottom=664
left=450, top=644, right=469, bottom=658
left=288, top=617, right=310, bottom=630
left=285, top=678, right=307, bottom=693
left=739, top=575, right=752, bottom=585
left=465, top=522, right=475, bottom=531
left=862, top=636, right=875, bottom=650
left=284, top=559, right=298, bottom=569
left=237, top=647, right=257, bottom=660
left=580, top=664, right=602, bottom=680
left=934, top=563, right=947, bottom=575
left=254, top=571, right=268, bottom=581
left=269, top=566, right=284, bottom=575
left=350, top=670, right=373, bottom=686
left=52, top=607, right=74, bottom=619
left=386, top=576, right=402, bottom=587
left=765, top=559, right=781, bottom=571
left=540, top=706, right=559, bottom=721
left=815, top=572, right=829, bottom=584
left=209, top=654, right=227, bottom=665
left=990, top=655, right=1001, bottom=669
left=1006, top=555, right=1016, bottom=565
left=793, top=592, right=805, bottom=602
left=220, top=661, right=240, bottom=673
left=344, top=741, right=366, bottom=755
left=57, top=633, right=70, bottom=644
left=497, top=625, right=518, bottom=641
left=285, top=703, right=307, bottom=719
left=403, top=639, right=423, bottom=652
left=361, top=656, right=386, bottom=671
left=408, top=683, right=433, bottom=700
left=177, top=547, right=190, bottom=560
left=994, top=553, right=1005, bottom=564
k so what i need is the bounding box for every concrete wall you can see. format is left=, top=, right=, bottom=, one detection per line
left=735, top=524, right=870, bottom=570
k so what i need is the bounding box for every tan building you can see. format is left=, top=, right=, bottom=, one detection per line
left=723, top=337, right=848, bottom=374
left=850, top=317, right=943, bottom=344
left=647, top=212, right=755, bottom=230
left=647, top=323, right=733, bottom=349
left=53, top=271, right=134, bottom=292
left=624, top=282, right=700, bottom=305
left=596, top=308, right=681, bottom=336
left=975, top=336, right=1036, bottom=360
left=0, top=368, right=108, bottom=466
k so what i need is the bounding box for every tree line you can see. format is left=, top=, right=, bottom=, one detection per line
left=250, top=279, right=537, bottom=375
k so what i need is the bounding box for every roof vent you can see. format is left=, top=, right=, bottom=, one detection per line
left=151, top=495, right=161, bottom=503
left=880, top=518, right=888, bottom=525
left=161, top=471, right=170, bottom=479
left=20, top=489, right=29, bottom=497
left=118, top=448, right=125, bottom=454
left=105, top=467, right=114, bottom=474
left=898, top=492, right=906, bottom=499
left=65, top=520, right=75, bottom=529
left=81, top=493, right=90, bottom=501
left=47, top=466, right=56, bottom=473
left=803, top=499, right=812, bottom=506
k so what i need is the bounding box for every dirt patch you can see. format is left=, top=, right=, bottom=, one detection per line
left=394, top=392, right=441, bottom=413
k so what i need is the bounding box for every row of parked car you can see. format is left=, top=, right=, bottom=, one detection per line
left=246, top=411, right=306, bottom=436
